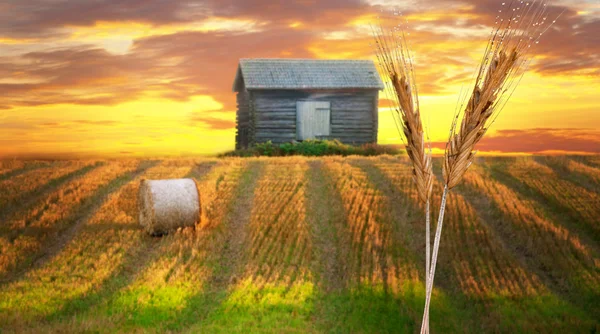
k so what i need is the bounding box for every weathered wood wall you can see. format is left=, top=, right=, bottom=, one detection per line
left=250, top=89, right=379, bottom=145
left=235, top=89, right=250, bottom=149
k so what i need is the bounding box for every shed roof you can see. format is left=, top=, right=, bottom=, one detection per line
left=233, top=58, right=384, bottom=92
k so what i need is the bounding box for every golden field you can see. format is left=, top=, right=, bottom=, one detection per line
left=0, top=155, right=599, bottom=333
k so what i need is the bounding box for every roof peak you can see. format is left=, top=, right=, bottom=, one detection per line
left=240, top=58, right=373, bottom=62
left=233, top=58, right=384, bottom=92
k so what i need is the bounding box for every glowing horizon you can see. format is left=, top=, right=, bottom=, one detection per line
left=0, top=0, right=598, bottom=158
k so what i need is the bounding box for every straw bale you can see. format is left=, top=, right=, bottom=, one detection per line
left=138, top=178, right=201, bottom=235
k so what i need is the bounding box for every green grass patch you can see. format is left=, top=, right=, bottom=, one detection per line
left=107, top=283, right=196, bottom=329
left=187, top=278, right=315, bottom=333
left=221, top=140, right=403, bottom=157
left=314, top=281, right=470, bottom=334
left=487, top=293, right=597, bottom=333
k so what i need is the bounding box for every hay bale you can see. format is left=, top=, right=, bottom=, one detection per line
left=138, top=178, right=201, bottom=235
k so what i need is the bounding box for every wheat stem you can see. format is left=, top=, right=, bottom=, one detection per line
left=425, top=199, right=431, bottom=334
left=420, top=185, right=449, bottom=334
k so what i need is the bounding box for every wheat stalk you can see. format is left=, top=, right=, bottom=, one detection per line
left=420, top=1, right=561, bottom=332
left=371, top=14, right=434, bottom=216
left=371, top=14, right=434, bottom=333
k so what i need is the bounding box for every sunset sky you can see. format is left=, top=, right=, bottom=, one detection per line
left=0, top=0, right=598, bottom=158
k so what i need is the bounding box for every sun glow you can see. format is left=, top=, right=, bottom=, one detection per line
left=0, top=1, right=597, bottom=157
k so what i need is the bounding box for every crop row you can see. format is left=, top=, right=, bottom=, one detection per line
left=0, top=161, right=142, bottom=281
left=245, top=158, right=311, bottom=285
left=462, top=163, right=600, bottom=306
left=321, top=157, right=420, bottom=291
left=0, top=161, right=97, bottom=210
left=0, top=160, right=50, bottom=179
left=502, top=159, right=600, bottom=240
left=0, top=159, right=204, bottom=327
left=371, top=157, right=542, bottom=298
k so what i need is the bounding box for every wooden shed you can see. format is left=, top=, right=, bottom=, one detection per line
left=232, top=59, right=385, bottom=149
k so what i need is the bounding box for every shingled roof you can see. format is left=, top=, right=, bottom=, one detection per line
left=233, top=58, right=384, bottom=92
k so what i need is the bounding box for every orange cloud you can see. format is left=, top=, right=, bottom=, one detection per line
left=431, top=128, right=600, bottom=154
left=189, top=115, right=235, bottom=130
left=0, top=0, right=598, bottom=157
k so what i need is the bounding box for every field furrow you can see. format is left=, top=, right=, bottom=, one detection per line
left=0, top=160, right=144, bottom=282
left=0, top=161, right=98, bottom=217
left=246, top=158, right=310, bottom=284
left=374, top=157, right=538, bottom=296
left=305, top=160, right=352, bottom=293
left=0, top=156, right=598, bottom=333
left=580, top=156, right=600, bottom=168
left=0, top=160, right=27, bottom=177
left=367, top=156, right=595, bottom=332
left=309, top=157, right=465, bottom=333
left=536, top=156, right=600, bottom=192
left=460, top=164, right=600, bottom=316
left=184, top=158, right=315, bottom=332
left=491, top=158, right=600, bottom=245
left=0, top=161, right=50, bottom=181
left=0, top=159, right=215, bottom=329
left=83, top=159, right=253, bottom=332
left=323, top=158, right=418, bottom=290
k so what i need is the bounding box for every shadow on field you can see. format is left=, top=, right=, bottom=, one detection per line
left=24, top=156, right=600, bottom=333
left=0, top=163, right=105, bottom=285
left=535, top=156, right=600, bottom=193
left=303, top=158, right=469, bottom=333
left=6, top=161, right=159, bottom=285
left=451, top=157, right=600, bottom=321
left=358, top=156, right=597, bottom=333
left=0, top=162, right=101, bottom=226
left=484, top=157, right=600, bottom=252
left=164, top=159, right=324, bottom=332
left=45, top=234, right=165, bottom=322
left=0, top=161, right=50, bottom=182
left=147, top=161, right=265, bottom=332
left=72, top=161, right=267, bottom=332
left=42, top=161, right=218, bottom=322
left=321, top=157, right=598, bottom=333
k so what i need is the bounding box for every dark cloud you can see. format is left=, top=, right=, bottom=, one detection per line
left=0, top=46, right=159, bottom=108
left=22, top=47, right=148, bottom=87
left=531, top=15, right=600, bottom=75
left=131, top=28, right=315, bottom=110
left=0, top=0, right=369, bottom=39
left=208, top=0, right=370, bottom=28
left=432, top=0, right=600, bottom=77
left=0, top=0, right=207, bottom=39
left=0, top=0, right=596, bottom=113
left=0, top=24, right=319, bottom=110
left=431, top=128, right=600, bottom=153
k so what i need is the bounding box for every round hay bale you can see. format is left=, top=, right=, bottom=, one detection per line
left=138, top=178, right=201, bottom=235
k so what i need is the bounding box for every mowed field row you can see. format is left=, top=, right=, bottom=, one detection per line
left=0, top=156, right=599, bottom=333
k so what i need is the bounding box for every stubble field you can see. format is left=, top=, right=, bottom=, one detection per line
left=0, top=155, right=599, bottom=333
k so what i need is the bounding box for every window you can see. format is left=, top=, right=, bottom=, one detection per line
left=296, top=101, right=331, bottom=140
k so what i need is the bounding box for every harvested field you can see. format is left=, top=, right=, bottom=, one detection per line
left=0, top=156, right=598, bottom=333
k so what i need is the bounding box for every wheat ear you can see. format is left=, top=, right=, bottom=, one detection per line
left=371, top=15, right=434, bottom=333
left=421, top=1, right=561, bottom=332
